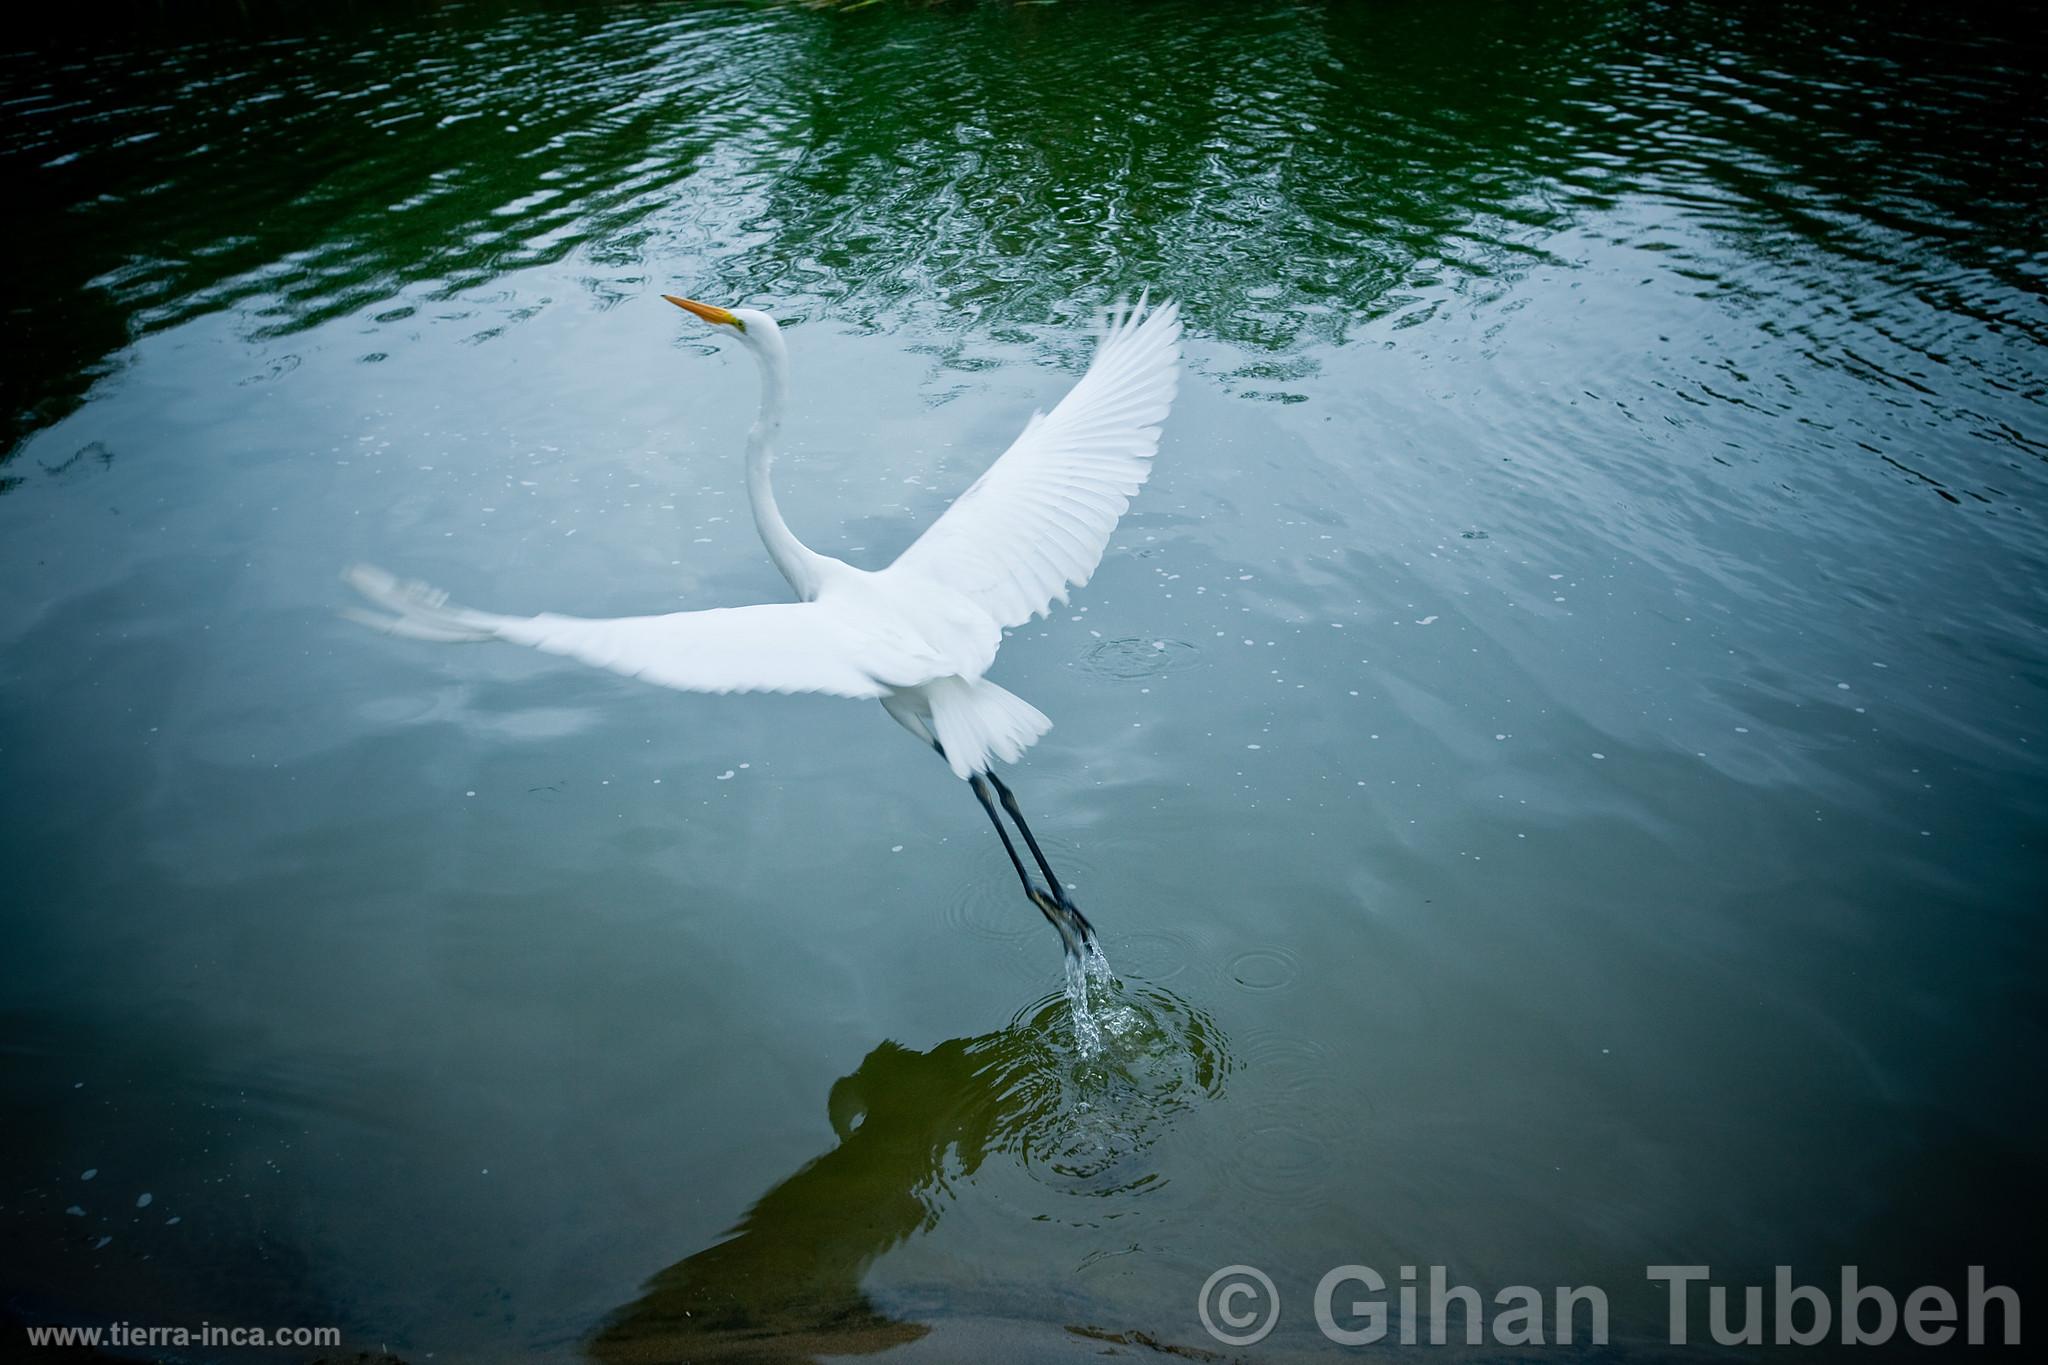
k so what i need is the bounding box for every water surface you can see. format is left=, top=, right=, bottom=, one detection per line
left=3, top=1, right=2043, bottom=1359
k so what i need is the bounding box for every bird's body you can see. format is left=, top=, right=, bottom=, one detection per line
left=349, top=293, right=1181, bottom=950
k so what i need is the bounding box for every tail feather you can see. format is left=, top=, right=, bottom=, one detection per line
left=342, top=564, right=506, bottom=643
left=927, top=676, right=1052, bottom=779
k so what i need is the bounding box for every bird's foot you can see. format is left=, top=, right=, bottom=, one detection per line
left=1029, top=884, right=1099, bottom=959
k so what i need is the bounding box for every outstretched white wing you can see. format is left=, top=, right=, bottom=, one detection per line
left=344, top=565, right=938, bottom=699
left=887, top=297, right=1182, bottom=628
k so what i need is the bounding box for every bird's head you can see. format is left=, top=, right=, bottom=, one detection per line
left=663, top=295, right=782, bottom=356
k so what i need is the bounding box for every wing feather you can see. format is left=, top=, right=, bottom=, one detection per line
left=344, top=565, right=935, bottom=699
left=887, top=297, right=1182, bottom=628
left=491, top=604, right=927, bottom=698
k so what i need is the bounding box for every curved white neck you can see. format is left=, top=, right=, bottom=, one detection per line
left=743, top=340, right=823, bottom=600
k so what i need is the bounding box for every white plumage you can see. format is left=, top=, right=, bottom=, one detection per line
left=888, top=299, right=1182, bottom=629
left=346, top=294, right=1182, bottom=782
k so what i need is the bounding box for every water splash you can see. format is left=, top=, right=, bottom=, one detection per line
left=1007, top=971, right=1233, bottom=1200
left=1062, top=941, right=1116, bottom=1059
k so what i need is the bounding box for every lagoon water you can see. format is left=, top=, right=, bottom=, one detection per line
left=2, top=2, right=2042, bottom=1358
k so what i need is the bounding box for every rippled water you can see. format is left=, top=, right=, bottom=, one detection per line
left=3, top=1, right=2042, bottom=1359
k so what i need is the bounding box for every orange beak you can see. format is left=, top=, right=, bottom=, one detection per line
left=663, top=295, right=744, bottom=331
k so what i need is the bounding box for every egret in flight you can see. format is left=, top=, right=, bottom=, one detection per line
left=347, top=293, right=1182, bottom=955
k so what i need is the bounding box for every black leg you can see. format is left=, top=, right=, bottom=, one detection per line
left=968, top=773, right=1035, bottom=896
left=943, top=741, right=1093, bottom=954
left=986, top=770, right=1097, bottom=949
left=985, top=771, right=1064, bottom=897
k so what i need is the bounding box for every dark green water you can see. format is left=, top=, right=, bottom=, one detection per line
left=3, top=1, right=2042, bottom=1359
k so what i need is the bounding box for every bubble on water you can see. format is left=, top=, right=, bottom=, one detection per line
left=1238, top=1029, right=1342, bottom=1099
left=1109, top=928, right=1194, bottom=983
left=1228, top=947, right=1299, bottom=990
left=1076, top=637, right=1201, bottom=680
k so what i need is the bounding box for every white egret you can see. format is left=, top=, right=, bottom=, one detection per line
left=346, top=293, right=1182, bottom=953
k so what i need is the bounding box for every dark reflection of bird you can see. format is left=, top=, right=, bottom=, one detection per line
left=585, top=989, right=1227, bottom=1365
